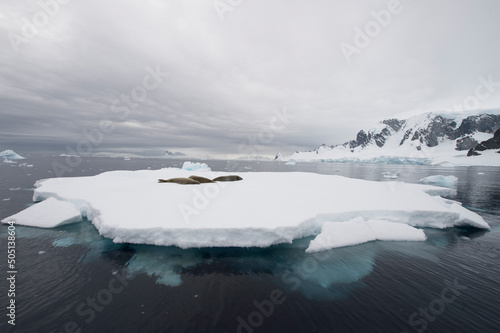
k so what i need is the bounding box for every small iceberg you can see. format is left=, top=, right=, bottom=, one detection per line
left=419, top=175, right=458, bottom=189
left=181, top=161, right=211, bottom=172
left=2, top=197, right=81, bottom=228
left=0, top=150, right=25, bottom=160
left=382, top=171, right=399, bottom=179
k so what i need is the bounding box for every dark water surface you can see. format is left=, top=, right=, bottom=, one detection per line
left=1, top=156, right=499, bottom=333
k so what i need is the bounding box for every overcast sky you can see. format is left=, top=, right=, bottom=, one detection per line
left=1, top=0, right=500, bottom=158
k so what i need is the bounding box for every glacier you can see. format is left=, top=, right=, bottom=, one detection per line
left=1, top=167, right=490, bottom=251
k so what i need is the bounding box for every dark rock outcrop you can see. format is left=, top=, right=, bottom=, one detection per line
left=382, top=119, right=405, bottom=132
left=354, top=113, right=500, bottom=150
left=403, top=115, right=457, bottom=147
left=164, top=150, right=186, bottom=157
left=467, top=129, right=500, bottom=156
left=456, top=136, right=479, bottom=151
left=451, top=114, right=500, bottom=139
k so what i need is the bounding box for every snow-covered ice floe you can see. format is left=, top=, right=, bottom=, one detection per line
left=4, top=197, right=81, bottom=228
left=1, top=166, right=490, bottom=251
left=306, top=217, right=426, bottom=253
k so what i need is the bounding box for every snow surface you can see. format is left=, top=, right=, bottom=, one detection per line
left=1, top=167, right=489, bottom=250
left=0, top=149, right=25, bottom=160
left=2, top=197, right=81, bottom=228
left=306, top=217, right=427, bottom=253
left=419, top=175, right=458, bottom=188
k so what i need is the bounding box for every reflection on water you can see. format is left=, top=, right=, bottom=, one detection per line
left=126, top=245, right=204, bottom=286
left=20, top=218, right=485, bottom=304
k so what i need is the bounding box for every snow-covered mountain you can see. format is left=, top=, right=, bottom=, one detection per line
left=277, top=111, right=500, bottom=166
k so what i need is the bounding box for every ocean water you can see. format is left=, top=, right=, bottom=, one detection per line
left=1, top=156, right=499, bottom=333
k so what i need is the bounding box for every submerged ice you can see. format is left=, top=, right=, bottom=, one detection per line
left=1, top=166, right=490, bottom=251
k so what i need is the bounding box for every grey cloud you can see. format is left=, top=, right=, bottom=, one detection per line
left=1, top=0, right=500, bottom=158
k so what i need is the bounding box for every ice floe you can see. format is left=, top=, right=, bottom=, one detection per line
left=306, top=217, right=426, bottom=253
left=1, top=168, right=490, bottom=250
left=3, top=197, right=81, bottom=228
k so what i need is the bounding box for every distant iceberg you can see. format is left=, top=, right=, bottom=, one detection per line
left=2, top=166, right=490, bottom=251
left=181, top=161, right=211, bottom=172
left=0, top=150, right=25, bottom=160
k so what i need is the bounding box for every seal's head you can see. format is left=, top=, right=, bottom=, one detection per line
left=212, top=175, right=243, bottom=182
left=158, top=177, right=201, bottom=185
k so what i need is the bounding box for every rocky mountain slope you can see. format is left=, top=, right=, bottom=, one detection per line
left=467, top=128, right=500, bottom=156
left=276, top=111, right=500, bottom=165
